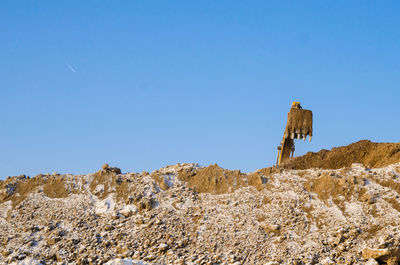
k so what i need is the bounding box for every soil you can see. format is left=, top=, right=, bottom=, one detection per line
left=282, top=140, right=400, bottom=170
left=1, top=161, right=400, bottom=264
left=177, top=164, right=248, bottom=194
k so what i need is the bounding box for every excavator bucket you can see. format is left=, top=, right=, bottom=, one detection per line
left=284, top=107, right=313, bottom=141
left=277, top=102, right=313, bottom=166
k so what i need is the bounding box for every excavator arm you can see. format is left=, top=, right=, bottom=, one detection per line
left=277, top=102, right=313, bottom=166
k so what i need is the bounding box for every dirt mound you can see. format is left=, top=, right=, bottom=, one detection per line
left=2, top=161, right=400, bottom=264
left=1, top=158, right=400, bottom=264
left=177, top=164, right=248, bottom=194
left=282, top=140, right=400, bottom=170
left=0, top=173, right=84, bottom=207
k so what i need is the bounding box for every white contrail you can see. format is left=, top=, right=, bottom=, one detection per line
left=65, top=62, right=76, bottom=73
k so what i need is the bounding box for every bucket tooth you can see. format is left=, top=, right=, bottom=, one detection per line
left=291, top=132, right=295, bottom=139
left=309, top=136, right=312, bottom=142
left=297, top=134, right=300, bottom=139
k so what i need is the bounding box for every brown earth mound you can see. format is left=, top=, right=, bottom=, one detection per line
left=177, top=164, right=248, bottom=194
left=0, top=173, right=84, bottom=207
left=282, top=140, right=400, bottom=170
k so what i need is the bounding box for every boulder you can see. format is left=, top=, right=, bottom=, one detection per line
left=362, top=247, right=400, bottom=265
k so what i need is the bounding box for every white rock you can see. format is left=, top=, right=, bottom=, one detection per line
left=120, top=204, right=138, bottom=217
left=365, top=259, right=379, bottom=265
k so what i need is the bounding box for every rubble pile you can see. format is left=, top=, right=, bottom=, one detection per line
left=0, top=142, right=400, bottom=264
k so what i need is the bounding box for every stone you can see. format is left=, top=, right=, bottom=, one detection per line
left=46, top=236, right=60, bottom=246
left=362, top=247, right=400, bottom=265
left=1, top=250, right=11, bottom=257
left=363, top=248, right=391, bottom=259
left=160, top=179, right=170, bottom=190
left=333, top=235, right=344, bottom=246
left=158, top=243, right=169, bottom=252
left=120, top=205, right=137, bottom=218
left=320, top=257, right=335, bottom=265
left=365, top=259, right=379, bottom=265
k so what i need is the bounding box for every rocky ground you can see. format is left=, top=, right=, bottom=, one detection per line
left=1, top=141, right=400, bottom=265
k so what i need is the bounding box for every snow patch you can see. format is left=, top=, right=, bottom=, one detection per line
left=94, top=184, right=105, bottom=194
left=105, top=258, right=150, bottom=265
left=163, top=174, right=179, bottom=188
left=120, top=204, right=138, bottom=216
left=11, top=258, right=44, bottom=265
left=158, top=163, right=200, bottom=175
left=94, top=195, right=116, bottom=215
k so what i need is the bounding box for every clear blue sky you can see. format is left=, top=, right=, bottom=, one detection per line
left=1, top=1, right=400, bottom=179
